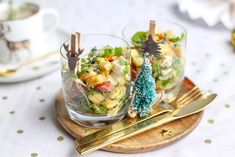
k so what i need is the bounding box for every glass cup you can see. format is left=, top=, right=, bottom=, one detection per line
left=122, top=20, right=187, bottom=103
left=60, top=34, right=131, bottom=128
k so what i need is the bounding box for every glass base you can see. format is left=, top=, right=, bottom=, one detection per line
left=67, top=108, right=126, bottom=128
left=162, top=81, right=182, bottom=103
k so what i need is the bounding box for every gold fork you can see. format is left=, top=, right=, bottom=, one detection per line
left=75, top=86, right=203, bottom=149
left=172, top=86, right=202, bottom=107
left=0, top=50, right=58, bottom=77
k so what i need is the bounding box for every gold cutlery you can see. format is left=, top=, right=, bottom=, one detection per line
left=172, top=86, right=202, bottom=108
left=76, top=93, right=216, bottom=154
left=75, top=97, right=171, bottom=147
left=75, top=86, right=201, bottom=147
left=75, top=89, right=215, bottom=154
left=0, top=50, right=58, bottom=77
left=231, top=29, right=235, bottom=47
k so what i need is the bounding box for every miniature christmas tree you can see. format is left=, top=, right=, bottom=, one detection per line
left=128, top=21, right=161, bottom=118
left=130, top=55, right=157, bottom=118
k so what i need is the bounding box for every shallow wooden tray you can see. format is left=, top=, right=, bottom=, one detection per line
left=55, top=78, right=203, bottom=153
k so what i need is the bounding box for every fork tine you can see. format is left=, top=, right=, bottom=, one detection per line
left=75, top=139, right=80, bottom=146
left=177, top=87, right=198, bottom=103
left=181, top=92, right=203, bottom=107
left=179, top=89, right=201, bottom=105
left=180, top=91, right=203, bottom=106
left=177, top=87, right=200, bottom=104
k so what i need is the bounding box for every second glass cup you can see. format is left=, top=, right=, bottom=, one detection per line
left=122, top=20, right=187, bottom=102
left=60, top=34, right=131, bottom=128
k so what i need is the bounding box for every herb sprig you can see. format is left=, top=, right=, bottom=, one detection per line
left=169, top=33, right=185, bottom=43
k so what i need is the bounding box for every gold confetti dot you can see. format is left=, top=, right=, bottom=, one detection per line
left=49, top=61, right=59, bottom=65
left=207, top=119, right=214, bottom=124
left=39, top=116, right=46, bottom=121
left=213, top=79, right=218, bottom=82
left=205, top=53, right=210, bottom=57
left=225, top=104, right=230, bottom=108
left=204, top=139, right=212, bottom=144
left=9, top=111, right=15, bottom=114
left=17, top=130, right=23, bottom=134
left=224, top=71, right=229, bottom=75
left=31, top=153, right=38, bottom=157
left=39, top=99, right=45, bottom=103
left=57, top=136, right=64, bottom=141
left=36, top=86, right=41, bottom=90
left=220, top=63, right=225, bottom=67
left=32, top=66, right=40, bottom=70
left=195, top=69, right=201, bottom=73
left=2, top=96, right=8, bottom=100
left=192, top=61, right=197, bottom=66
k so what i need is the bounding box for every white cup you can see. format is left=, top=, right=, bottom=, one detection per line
left=0, top=2, right=59, bottom=64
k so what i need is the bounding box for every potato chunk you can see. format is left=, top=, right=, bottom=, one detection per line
left=88, top=92, right=105, bottom=104
left=85, top=74, right=105, bottom=88
left=165, top=30, right=175, bottom=39
left=160, top=44, right=174, bottom=56
left=103, top=85, right=126, bottom=109
left=131, top=49, right=143, bottom=67
left=132, top=56, right=144, bottom=67
left=173, top=46, right=183, bottom=58
left=103, top=99, right=119, bottom=109
left=79, top=70, right=96, bottom=81
left=131, top=48, right=140, bottom=57
left=97, top=57, right=113, bottom=74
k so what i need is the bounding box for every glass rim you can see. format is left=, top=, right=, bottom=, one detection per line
left=60, top=33, right=131, bottom=60
left=0, top=2, right=40, bottom=22
left=122, top=19, right=187, bottom=42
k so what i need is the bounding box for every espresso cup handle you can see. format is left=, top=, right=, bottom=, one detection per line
left=41, top=8, right=60, bottom=34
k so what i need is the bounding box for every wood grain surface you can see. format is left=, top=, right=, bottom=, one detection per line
left=55, top=78, right=203, bottom=153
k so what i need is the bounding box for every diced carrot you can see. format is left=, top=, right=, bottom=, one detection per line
left=107, top=56, right=113, bottom=62
left=136, top=66, right=141, bottom=72
left=158, top=33, right=165, bottom=40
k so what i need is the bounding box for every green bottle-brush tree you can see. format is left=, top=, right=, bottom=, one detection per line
left=129, top=33, right=161, bottom=118
left=130, top=55, right=157, bottom=118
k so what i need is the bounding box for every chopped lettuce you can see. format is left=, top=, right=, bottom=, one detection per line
left=118, top=60, right=128, bottom=66
left=91, top=104, right=108, bottom=115
left=118, top=60, right=130, bottom=75
left=124, top=66, right=130, bottom=75
left=152, top=59, right=160, bottom=78
left=157, top=76, right=175, bottom=89
left=131, top=31, right=147, bottom=47
left=103, top=46, right=123, bottom=57
left=76, top=63, right=89, bottom=77
left=170, top=33, right=185, bottom=43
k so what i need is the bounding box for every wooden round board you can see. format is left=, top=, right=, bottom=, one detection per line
left=55, top=78, right=203, bottom=153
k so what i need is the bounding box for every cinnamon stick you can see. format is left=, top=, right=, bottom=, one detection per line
left=148, top=20, right=156, bottom=38
left=76, top=32, right=81, bottom=51
left=71, top=34, right=76, bottom=57
left=76, top=32, right=81, bottom=72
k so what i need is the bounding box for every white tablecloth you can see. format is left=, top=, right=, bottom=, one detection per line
left=1, top=0, right=235, bottom=157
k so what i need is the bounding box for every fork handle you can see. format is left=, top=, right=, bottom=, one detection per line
left=76, top=112, right=175, bottom=155
left=75, top=92, right=167, bottom=147
left=18, top=51, right=58, bottom=69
